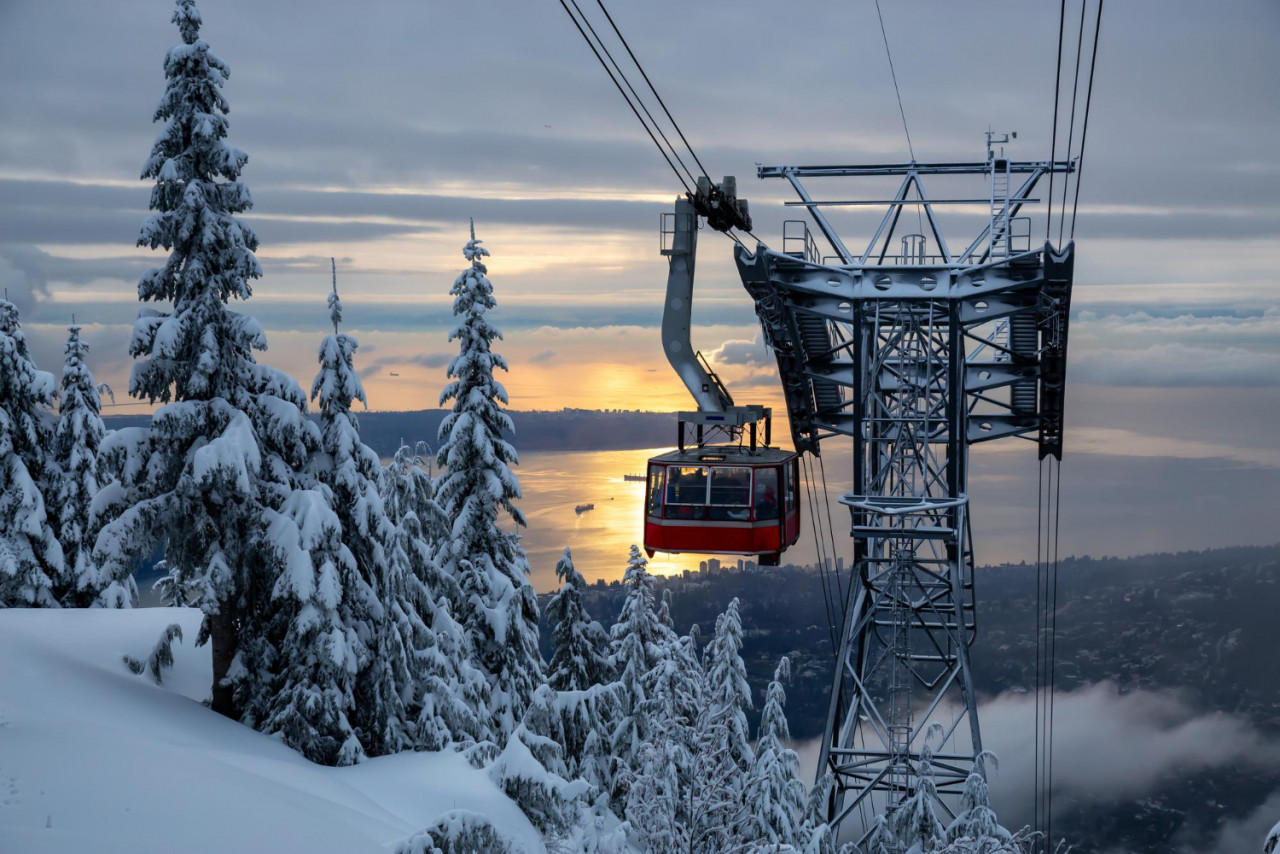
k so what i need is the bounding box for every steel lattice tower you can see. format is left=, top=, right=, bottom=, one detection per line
left=734, top=143, right=1076, bottom=841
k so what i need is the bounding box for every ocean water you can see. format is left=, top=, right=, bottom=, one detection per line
left=511, top=446, right=845, bottom=592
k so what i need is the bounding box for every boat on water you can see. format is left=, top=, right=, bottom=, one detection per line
left=623, top=473, right=646, bottom=482
left=575, top=503, right=595, bottom=514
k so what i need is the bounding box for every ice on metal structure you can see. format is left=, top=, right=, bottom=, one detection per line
left=734, top=139, right=1076, bottom=841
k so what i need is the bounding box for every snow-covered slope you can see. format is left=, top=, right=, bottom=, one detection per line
left=0, top=608, right=544, bottom=854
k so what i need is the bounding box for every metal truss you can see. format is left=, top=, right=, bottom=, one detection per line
left=733, top=145, right=1075, bottom=842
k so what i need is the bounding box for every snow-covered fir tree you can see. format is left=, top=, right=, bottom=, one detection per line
left=51, top=321, right=117, bottom=607
left=307, top=261, right=410, bottom=757
left=608, top=545, right=669, bottom=798
left=434, top=221, right=543, bottom=741
left=625, top=622, right=705, bottom=849
left=92, top=0, right=320, bottom=717
left=684, top=598, right=758, bottom=852
left=703, top=598, right=756, bottom=776
left=625, top=727, right=686, bottom=851
left=944, top=754, right=1012, bottom=848
left=626, top=597, right=765, bottom=853
left=547, top=547, right=613, bottom=692
left=0, top=298, right=63, bottom=608
left=258, top=487, right=365, bottom=765
left=395, top=810, right=515, bottom=854
left=544, top=547, right=619, bottom=788
left=853, top=746, right=1035, bottom=854
left=381, top=441, right=489, bottom=749
left=864, top=725, right=948, bottom=854
left=797, top=772, right=839, bottom=854
left=751, top=656, right=809, bottom=847
left=488, top=683, right=583, bottom=836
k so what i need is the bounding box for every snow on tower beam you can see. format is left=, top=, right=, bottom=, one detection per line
left=733, top=152, right=1076, bottom=839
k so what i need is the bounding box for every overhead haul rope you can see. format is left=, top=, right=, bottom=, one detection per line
left=592, top=0, right=712, bottom=184
left=1036, top=3, right=1099, bottom=849
left=1057, top=1, right=1089, bottom=248
left=1045, top=0, right=1067, bottom=244
left=872, top=0, right=916, bottom=163
left=1033, top=455, right=1064, bottom=853
left=556, top=0, right=692, bottom=194
left=1069, top=0, right=1104, bottom=240
left=568, top=0, right=700, bottom=189
left=802, top=453, right=840, bottom=655
left=1047, top=0, right=1105, bottom=248
left=816, top=452, right=848, bottom=618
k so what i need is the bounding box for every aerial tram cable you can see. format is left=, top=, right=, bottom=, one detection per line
left=1058, top=1, right=1090, bottom=248
left=557, top=0, right=758, bottom=246
left=1034, top=2, right=1101, bottom=846
left=564, top=0, right=701, bottom=190
left=556, top=0, right=693, bottom=195
left=1046, top=0, right=1104, bottom=249
left=1046, top=0, right=1068, bottom=243
left=816, top=453, right=847, bottom=615
left=1070, top=0, right=1105, bottom=240
left=802, top=454, right=840, bottom=653
left=1049, top=462, right=1064, bottom=848
left=591, top=0, right=713, bottom=184
left=872, top=0, right=916, bottom=163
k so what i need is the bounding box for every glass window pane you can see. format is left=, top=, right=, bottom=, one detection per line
left=646, top=464, right=664, bottom=516
left=709, top=467, right=752, bottom=506
left=755, top=467, right=780, bottom=520
left=666, top=467, right=708, bottom=505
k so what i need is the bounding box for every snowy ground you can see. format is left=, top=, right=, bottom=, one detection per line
left=0, top=608, right=544, bottom=854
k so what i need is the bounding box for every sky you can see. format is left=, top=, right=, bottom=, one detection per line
left=1, top=0, right=1278, bottom=560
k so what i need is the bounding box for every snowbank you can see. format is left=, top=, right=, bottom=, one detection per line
left=0, top=608, right=545, bottom=853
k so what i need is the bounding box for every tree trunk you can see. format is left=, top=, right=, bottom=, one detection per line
left=209, top=608, right=237, bottom=718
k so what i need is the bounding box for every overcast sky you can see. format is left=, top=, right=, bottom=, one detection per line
left=0, top=0, right=1277, bottom=559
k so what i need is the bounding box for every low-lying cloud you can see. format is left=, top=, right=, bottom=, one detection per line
left=1071, top=342, right=1280, bottom=388
left=793, top=681, right=1280, bottom=835
left=707, top=334, right=771, bottom=367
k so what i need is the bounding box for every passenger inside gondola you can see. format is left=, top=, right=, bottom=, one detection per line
left=665, top=466, right=707, bottom=520
left=709, top=467, right=751, bottom=521
left=754, top=468, right=779, bottom=520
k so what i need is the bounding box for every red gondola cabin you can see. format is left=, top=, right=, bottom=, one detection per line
left=643, top=446, right=801, bottom=566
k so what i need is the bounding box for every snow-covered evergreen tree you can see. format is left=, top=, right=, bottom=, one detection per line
left=488, top=683, right=584, bottom=836
left=307, top=261, right=410, bottom=757
left=577, top=793, right=631, bottom=854
left=625, top=597, right=776, bottom=853
left=434, top=221, right=543, bottom=741
left=93, top=0, right=319, bottom=717
left=704, top=598, right=756, bottom=775
left=547, top=547, right=613, bottom=692
left=670, top=599, right=758, bottom=853
left=124, top=622, right=183, bottom=684
left=395, top=810, right=514, bottom=854
left=544, top=547, right=619, bottom=788
left=51, top=321, right=117, bottom=607
left=258, top=487, right=365, bottom=765
left=381, top=440, right=488, bottom=749
left=797, top=772, right=839, bottom=854
left=887, top=726, right=947, bottom=854
left=752, top=656, right=808, bottom=847
left=0, top=298, right=63, bottom=608
left=383, top=441, right=450, bottom=548
left=625, top=731, right=686, bottom=851
left=945, top=755, right=1011, bottom=847
left=609, top=545, right=669, bottom=798
left=862, top=749, right=1033, bottom=854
